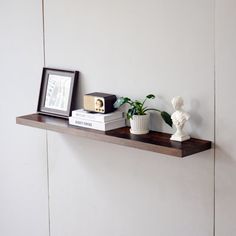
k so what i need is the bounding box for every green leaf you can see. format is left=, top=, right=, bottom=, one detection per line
left=123, top=97, right=132, bottom=103
left=161, top=111, right=173, bottom=128
left=146, top=94, right=155, bottom=99
left=113, top=97, right=131, bottom=108
left=134, top=100, right=142, bottom=106
left=127, top=108, right=135, bottom=119
left=133, top=101, right=142, bottom=110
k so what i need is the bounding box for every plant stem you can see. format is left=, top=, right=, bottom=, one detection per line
left=141, top=98, right=147, bottom=107
left=144, top=108, right=161, bottom=113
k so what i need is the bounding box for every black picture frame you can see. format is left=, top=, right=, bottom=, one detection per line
left=37, top=67, right=79, bottom=118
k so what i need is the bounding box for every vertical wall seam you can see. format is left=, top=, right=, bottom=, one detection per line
left=42, top=0, right=46, bottom=66
left=46, top=130, right=51, bottom=236
left=42, top=0, right=51, bottom=236
left=213, top=0, right=216, bottom=235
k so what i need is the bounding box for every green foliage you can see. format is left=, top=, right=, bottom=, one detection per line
left=114, top=94, right=173, bottom=128
left=160, top=111, right=172, bottom=128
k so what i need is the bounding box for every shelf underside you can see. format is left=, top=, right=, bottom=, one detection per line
left=16, top=113, right=211, bottom=158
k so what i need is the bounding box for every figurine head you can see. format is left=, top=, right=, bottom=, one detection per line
left=171, top=96, right=184, bottom=110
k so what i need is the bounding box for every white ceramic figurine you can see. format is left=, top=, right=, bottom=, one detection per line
left=170, top=96, right=190, bottom=142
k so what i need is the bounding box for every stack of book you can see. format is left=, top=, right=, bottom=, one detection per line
left=69, top=109, right=126, bottom=131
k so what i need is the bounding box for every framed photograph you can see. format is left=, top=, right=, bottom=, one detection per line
left=37, top=67, right=79, bottom=118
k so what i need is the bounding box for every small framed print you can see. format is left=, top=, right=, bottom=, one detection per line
left=37, top=67, right=79, bottom=118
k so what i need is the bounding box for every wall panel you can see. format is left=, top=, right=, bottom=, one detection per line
left=45, top=1, right=214, bottom=236
left=0, top=1, right=49, bottom=236
left=215, top=0, right=236, bottom=235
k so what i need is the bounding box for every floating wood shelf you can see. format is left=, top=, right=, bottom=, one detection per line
left=16, top=113, right=211, bottom=158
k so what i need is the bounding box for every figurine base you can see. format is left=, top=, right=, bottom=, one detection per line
left=170, top=134, right=190, bottom=142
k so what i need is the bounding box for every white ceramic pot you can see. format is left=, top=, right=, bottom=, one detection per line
left=130, top=113, right=150, bottom=134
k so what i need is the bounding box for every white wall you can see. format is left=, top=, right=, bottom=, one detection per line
left=0, top=1, right=49, bottom=236
left=1, top=0, right=236, bottom=236
left=45, top=1, right=214, bottom=236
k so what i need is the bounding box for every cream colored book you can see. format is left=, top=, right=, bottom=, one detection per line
left=71, top=109, right=124, bottom=122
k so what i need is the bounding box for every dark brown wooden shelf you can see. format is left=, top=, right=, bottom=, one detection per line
left=16, top=113, right=211, bottom=158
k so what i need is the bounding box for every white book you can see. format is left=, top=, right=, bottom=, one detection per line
left=69, top=117, right=126, bottom=131
left=71, top=109, right=124, bottom=122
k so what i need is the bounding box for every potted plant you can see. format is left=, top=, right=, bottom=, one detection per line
left=114, top=94, right=172, bottom=134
